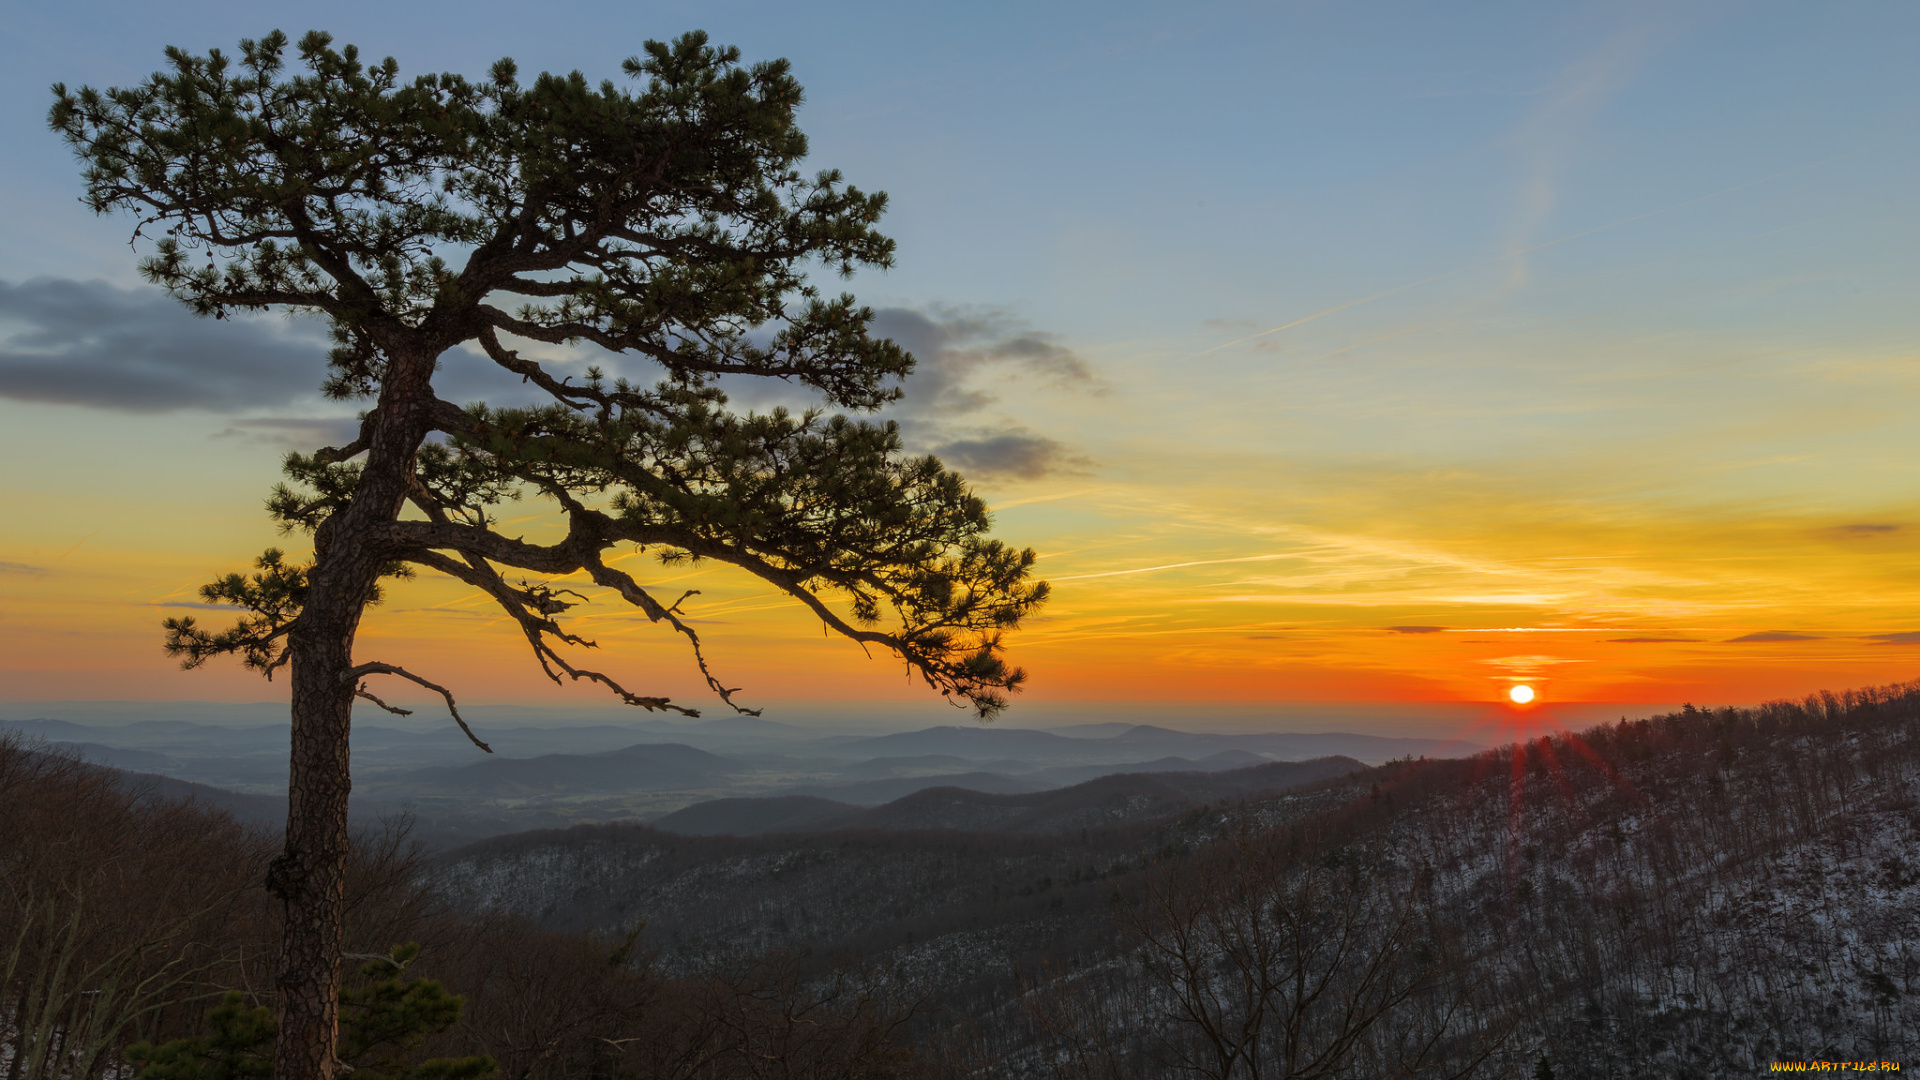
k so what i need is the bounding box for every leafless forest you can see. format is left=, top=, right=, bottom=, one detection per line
left=6, top=681, right=1918, bottom=1078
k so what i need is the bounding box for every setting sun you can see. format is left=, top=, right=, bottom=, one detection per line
left=1509, top=685, right=1536, bottom=705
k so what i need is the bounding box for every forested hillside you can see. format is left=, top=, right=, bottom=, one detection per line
left=6, top=681, right=1917, bottom=1079
left=430, top=682, right=1920, bottom=1076
left=977, top=684, right=1920, bottom=1075
left=0, top=735, right=947, bottom=1080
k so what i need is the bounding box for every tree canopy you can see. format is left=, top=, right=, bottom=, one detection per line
left=52, top=29, right=1047, bottom=717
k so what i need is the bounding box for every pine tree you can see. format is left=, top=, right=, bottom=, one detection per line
left=52, top=30, right=1046, bottom=1079
left=127, top=945, right=494, bottom=1080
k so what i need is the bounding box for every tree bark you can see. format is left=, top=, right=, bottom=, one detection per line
left=270, top=606, right=356, bottom=1080
left=269, top=346, right=436, bottom=1080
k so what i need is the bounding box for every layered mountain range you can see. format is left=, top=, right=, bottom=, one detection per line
left=0, top=713, right=1466, bottom=846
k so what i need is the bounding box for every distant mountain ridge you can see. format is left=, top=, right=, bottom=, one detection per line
left=651, top=755, right=1367, bottom=836
left=1, top=714, right=1480, bottom=846
left=827, top=723, right=1477, bottom=764
left=359, top=742, right=740, bottom=797
left=6, top=742, right=286, bottom=828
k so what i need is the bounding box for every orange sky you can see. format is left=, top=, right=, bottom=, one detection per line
left=2, top=431, right=1915, bottom=715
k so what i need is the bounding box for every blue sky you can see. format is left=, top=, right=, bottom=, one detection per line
left=11, top=1, right=1915, bottom=317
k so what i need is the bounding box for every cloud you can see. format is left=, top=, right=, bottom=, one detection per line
left=1725, top=631, right=1822, bottom=643
left=867, top=306, right=1097, bottom=481
left=1608, top=636, right=1701, bottom=643
left=0, top=561, right=48, bottom=575
left=1385, top=625, right=1446, bottom=634
left=1836, top=523, right=1901, bottom=535
left=1868, top=631, right=1920, bottom=645
left=0, top=278, right=330, bottom=412
left=872, top=306, right=1093, bottom=415
left=933, top=432, right=1091, bottom=481
left=1481, top=654, right=1586, bottom=670
left=0, top=281, right=1100, bottom=482
left=212, top=417, right=363, bottom=452
left=0, top=278, right=623, bottom=419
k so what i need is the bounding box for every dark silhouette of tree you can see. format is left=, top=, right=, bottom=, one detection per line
left=51, top=30, right=1047, bottom=1079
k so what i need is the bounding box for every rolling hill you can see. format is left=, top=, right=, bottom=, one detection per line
left=649, top=755, right=1367, bottom=835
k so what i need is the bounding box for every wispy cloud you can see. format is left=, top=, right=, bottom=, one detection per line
left=0, top=561, right=49, bottom=575
left=991, top=488, right=1105, bottom=512
left=1725, top=631, right=1823, bottom=643
left=1051, top=552, right=1308, bottom=582
left=1480, top=655, right=1588, bottom=671
left=874, top=306, right=1095, bottom=413
left=212, top=417, right=361, bottom=452
left=1179, top=153, right=1854, bottom=363
left=935, top=433, right=1091, bottom=480
left=1499, top=21, right=1665, bottom=286
left=1204, top=593, right=1561, bottom=606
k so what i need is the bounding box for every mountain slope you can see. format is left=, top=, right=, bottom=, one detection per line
left=649, top=795, right=863, bottom=836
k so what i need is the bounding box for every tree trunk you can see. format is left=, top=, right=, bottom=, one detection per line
left=269, top=347, right=436, bottom=1080
left=270, top=604, right=358, bottom=1080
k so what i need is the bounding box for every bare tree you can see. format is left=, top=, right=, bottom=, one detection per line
left=0, top=737, right=271, bottom=1080
left=1118, top=830, right=1493, bottom=1080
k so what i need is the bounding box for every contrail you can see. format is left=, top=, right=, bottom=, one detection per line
left=1186, top=153, right=1856, bottom=361
left=54, top=531, right=99, bottom=562
left=1051, top=552, right=1309, bottom=581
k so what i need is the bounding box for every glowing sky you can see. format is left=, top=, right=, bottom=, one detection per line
left=2, top=1, right=1918, bottom=715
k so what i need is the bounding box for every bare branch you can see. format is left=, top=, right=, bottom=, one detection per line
left=352, top=684, right=412, bottom=716
left=582, top=553, right=762, bottom=716
left=344, top=662, right=492, bottom=752
left=401, top=547, right=699, bottom=718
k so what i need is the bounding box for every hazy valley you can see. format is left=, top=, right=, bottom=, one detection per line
left=0, top=711, right=1476, bottom=848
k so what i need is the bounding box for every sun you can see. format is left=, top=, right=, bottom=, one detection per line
left=1508, top=684, right=1536, bottom=705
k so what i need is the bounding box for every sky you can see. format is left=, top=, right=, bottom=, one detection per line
left=2, top=0, right=1918, bottom=728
